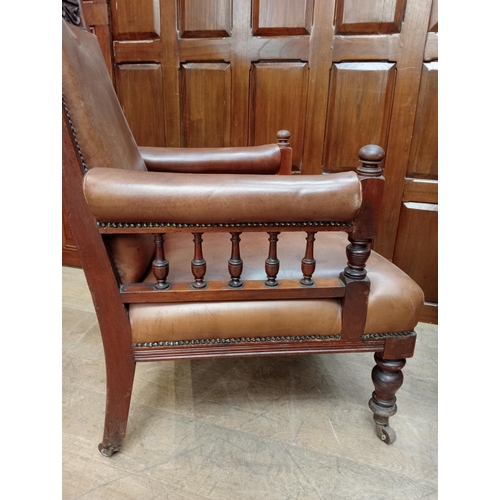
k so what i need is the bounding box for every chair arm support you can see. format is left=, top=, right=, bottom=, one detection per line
left=83, top=168, right=362, bottom=224
left=138, top=144, right=283, bottom=174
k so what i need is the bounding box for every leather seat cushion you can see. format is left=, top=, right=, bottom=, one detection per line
left=129, top=232, right=424, bottom=343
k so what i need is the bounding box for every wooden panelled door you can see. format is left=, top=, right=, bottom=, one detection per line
left=64, top=0, right=438, bottom=324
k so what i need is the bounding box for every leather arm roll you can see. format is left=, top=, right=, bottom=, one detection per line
left=138, top=144, right=282, bottom=174
left=83, top=168, right=362, bottom=224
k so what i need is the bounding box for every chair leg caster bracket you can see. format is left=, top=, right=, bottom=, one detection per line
left=368, top=353, right=406, bottom=445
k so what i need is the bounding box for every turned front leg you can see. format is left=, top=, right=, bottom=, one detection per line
left=368, top=353, right=406, bottom=444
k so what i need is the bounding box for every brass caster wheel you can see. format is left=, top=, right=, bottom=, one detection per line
left=98, top=442, right=119, bottom=457
left=375, top=424, right=397, bottom=445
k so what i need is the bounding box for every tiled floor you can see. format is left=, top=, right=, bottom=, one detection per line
left=62, top=266, right=438, bottom=499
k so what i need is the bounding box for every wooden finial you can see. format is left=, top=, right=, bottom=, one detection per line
left=277, top=130, right=292, bottom=175
left=357, top=145, right=385, bottom=177
left=276, top=130, right=291, bottom=146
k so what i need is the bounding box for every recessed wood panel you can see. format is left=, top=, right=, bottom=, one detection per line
left=407, top=62, right=438, bottom=179
left=112, top=0, right=160, bottom=40
left=393, top=203, right=438, bottom=304
left=82, top=1, right=114, bottom=80
left=249, top=62, right=309, bottom=169
left=402, top=179, right=438, bottom=204
left=253, top=0, right=313, bottom=36
left=181, top=63, right=231, bottom=147
left=115, top=64, right=166, bottom=147
left=179, top=0, right=232, bottom=38
left=323, top=62, right=396, bottom=172
left=335, top=0, right=406, bottom=34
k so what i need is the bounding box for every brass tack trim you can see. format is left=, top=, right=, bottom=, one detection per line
left=62, top=95, right=88, bottom=172
left=133, top=334, right=342, bottom=348
left=361, top=330, right=415, bottom=340
left=97, top=221, right=353, bottom=229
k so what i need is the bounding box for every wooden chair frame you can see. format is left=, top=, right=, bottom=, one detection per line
left=62, top=1, right=419, bottom=456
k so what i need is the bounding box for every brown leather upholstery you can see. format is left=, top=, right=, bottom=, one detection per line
left=62, top=21, right=145, bottom=172
left=139, top=145, right=282, bottom=174
left=130, top=232, right=423, bottom=343
left=83, top=168, right=362, bottom=224
left=63, top=20, right=154, bottom=283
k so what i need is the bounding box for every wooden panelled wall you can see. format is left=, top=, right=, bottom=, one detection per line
left=62, top=0, right=438, bottom=324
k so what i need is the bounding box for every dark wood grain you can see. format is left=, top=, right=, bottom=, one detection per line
left=228, top=232, right=243, bottom=288
left=253, top=0, right=313, bottom=36
left=402, top=179, right=437, bottom=204
left=152, top=233, right=170, bottom=289
left=264, top=232, right=280, bottom=287
left=323, top=62, right=396, bottom=173
left=63, top=106, right=136, bottom=456
left=180, top=63, right=231, bottom=147
left=191, top=232, right=207, bottom=289
left=393, top=202, right=438, bottom=304
left=120, top=278, right=346, bottom=303
left=179, top=0, right=232, bottom=38
left=335, top=0, right=406, bottom=34
left=134, top=338, right=386, bottom=362
left=300, top=232, right=317, bottom=286
left=115, top=64, right=166, bottom=147
left=407, top=62, right=438, bottom=180
left=110, top=0, right=160, bottom=40
left=249, top=62, right=309, bottom=170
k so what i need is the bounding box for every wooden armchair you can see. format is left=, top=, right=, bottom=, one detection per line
left=62, top=15, right=424, bottom=457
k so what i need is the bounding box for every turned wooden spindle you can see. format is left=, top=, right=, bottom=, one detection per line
left=152, top=233, right=170, bottom=290
left=368, top=353, right=406, bottom=444
left=265, top=232, right=280, bottom=287
left=343, top=237, right=372, bottom=280
left=277, top=130, right=292, bottom=175
left=300, top=231, right=317, bottom=286
left=228, top=232, right=243, bottom=288
left=191, top=232, right=207, bottom=289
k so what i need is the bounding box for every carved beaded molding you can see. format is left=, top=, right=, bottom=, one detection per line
left=97, top=221, right=352, bottom=230
left=361, top=330, right=415, bottom=340
left=133, top=334, right=342, bottom=348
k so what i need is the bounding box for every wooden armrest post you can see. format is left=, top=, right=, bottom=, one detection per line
left=341, top=145, right=385, bottom=340
left=277, top=130, right=292, bottom=175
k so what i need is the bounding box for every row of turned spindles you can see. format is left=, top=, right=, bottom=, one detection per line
left=151, top=231, right=318, bottom=290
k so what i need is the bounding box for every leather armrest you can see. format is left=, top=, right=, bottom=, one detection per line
left=138, top=145, right=282, bottom=174
left=83, top=168, right=362, bottom=224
